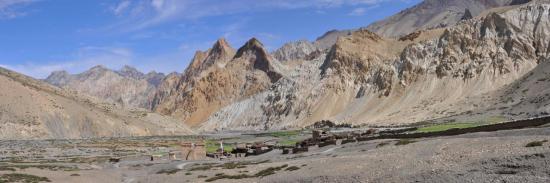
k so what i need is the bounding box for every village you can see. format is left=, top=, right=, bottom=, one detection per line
left=1, top=116, right=550, bottom=182
left=129, top=116, right=550, bottom=163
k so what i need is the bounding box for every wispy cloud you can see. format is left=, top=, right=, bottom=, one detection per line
left=348, top=7, right=367, bottom=16
left=1, top=46, right=133, bottom=79
left=106, top=0, right=400, bottom=31
left=0, top=0, right=38, bottom=19
left=111, top=0, right=131, bottom=16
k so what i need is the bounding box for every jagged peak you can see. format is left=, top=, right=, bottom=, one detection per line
left=234, top=38, right=282, bottom=82
left=316, top=29, right=341, bottom=41
left=234, top=37, right=269, bottom=59
left=188, top=50, right=208, bottom=69
left=206, top=38, right=235, bottom=62
left=90, top=65, right=107, bottom=70
left=86, top=65, right=111, bottom=74
left=212, top=38, right=233, bottom=53
left=120, top=65, right=138, bottom=72
left=461, top=8, right=473, bottom=21
left=48, top=70, right=69, bottom=76
left=350, top=29, right=382, bottom=41
left=117, top=65, right=145, bottom=79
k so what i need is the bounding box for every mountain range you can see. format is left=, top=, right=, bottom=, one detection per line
left=2, top=0, right=547, bottom=138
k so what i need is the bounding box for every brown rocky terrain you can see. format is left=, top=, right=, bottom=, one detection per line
left=366, top=0, right=524, bottom=38
left=199, top=1, right=550, bottom=131
left=38, top=0, right=549, bottom=132
left=151, top=38, right=284, bottom=127
left=0, top=67, right=193, bottom=139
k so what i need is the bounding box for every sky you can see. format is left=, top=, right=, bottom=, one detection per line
left=0, top=0, right=421, bottom=79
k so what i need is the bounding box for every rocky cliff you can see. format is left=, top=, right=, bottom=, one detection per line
left=151, top=38, right=284, bottom=127
left=365, top=0, right=528, bottom=37
left=199, top=1, right=550, bottom=131
left=39, top=0, right=550, bottom=132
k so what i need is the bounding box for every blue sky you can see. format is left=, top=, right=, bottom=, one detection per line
left=0, top=0, right=420, bottom=78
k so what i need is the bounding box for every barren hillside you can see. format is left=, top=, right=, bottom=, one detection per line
left=0, top=67, right=193, bottom=139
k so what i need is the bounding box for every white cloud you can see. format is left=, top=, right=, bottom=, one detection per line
left=108, top=0, right=403, bottom=31
left=348, top=7, right=366, bottom=16
left=111, top=0, right=131, bottom=16
left=0, top=0, right=38, bottom=19
left=2, top=46, right=133, bottom=79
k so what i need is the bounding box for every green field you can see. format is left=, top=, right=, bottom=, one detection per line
left=416, top=116, right=507, bottom=133
left=416, top=123, right=480, bottom=133
left=267, top=130, right=301, bottom=138
left=205, top=140, right=234, bottom=153
left=277, top=139, right=298, bottom=146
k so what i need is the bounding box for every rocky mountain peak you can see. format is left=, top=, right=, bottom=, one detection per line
left=206, top=38, right=235, bottom=65
left=461, top=8, right=474, bottom=20
left=235, top=38, right=267, bottom=56
left=89, top=65, right=108, bottom=72
left=212, top=38, right=233, bottom=54
left=234, top=38, right=282, bottom=82
left=45, top=70, right=71, bottom=87
left=365, top=0, right=523, bottom=38
left=273, top=40, right=318, bottom=62
left=118, top=65, right=145, bottom=79
left=182, top=39, right=236, bottom=81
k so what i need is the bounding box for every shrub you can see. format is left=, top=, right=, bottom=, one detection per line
left=526, top=140, right=548, bottom=147
left=285, top=166, right=300, bottom=171
left=376, top=142, right=390, bottom=148
left=395, top=139, right=417, bottom=146
left=0, top=173, right=51, bottom=183
left=156, top=169, right=181, bottom=175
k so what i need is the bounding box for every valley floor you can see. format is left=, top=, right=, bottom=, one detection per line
left=1, top=126, right=550, bottom=183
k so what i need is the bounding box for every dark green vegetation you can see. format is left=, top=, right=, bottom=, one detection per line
left=0, top=164, right=77, bottom=172
left=376, top=142, right=390, bottom=148
left=285, top=166, right=300, bottom=171
left=525, top=140, right=548, bottom=147
left=205, top=140, right=234, bottom=153
left=200, top=164, right=290, bottom=182
left=204, top=173, right=250, bottom=182
left=395, top=139, right=417, bottom=146
left=416, top=123, right=479, bottom=133
left=0, top=167, right=16, bottom=171
left=415, top=116, right=506, bottom=133
left=0, top=173, right=50, bottom=183
left=254, top=164, right=288, bottom=177
left=189, top=160, right=270, bottom=172
left=250, top=130, right=304, bottom=146
left=156, top=168, right=183, bottom=175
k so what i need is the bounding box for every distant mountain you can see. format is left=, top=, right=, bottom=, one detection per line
left=0, top=67, right=193, bottom=139
left=45, top=65, right=165, bottom=109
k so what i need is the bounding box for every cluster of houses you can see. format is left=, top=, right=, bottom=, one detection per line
left=207, top=141, right=276, bottom=159
left=283, top=128, right=378, bottom=154
left=145, top=140, right=275, bottom=162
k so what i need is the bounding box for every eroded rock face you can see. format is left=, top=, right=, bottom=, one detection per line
left=365, top=0, right=529, bottom=37
left=273, top=40, right=318, bottom=62
left=199, top=2, right=550, bottom=131
left=151, top=38, right=284, bottom=127
left=45, top=65, right=163, bottom=109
